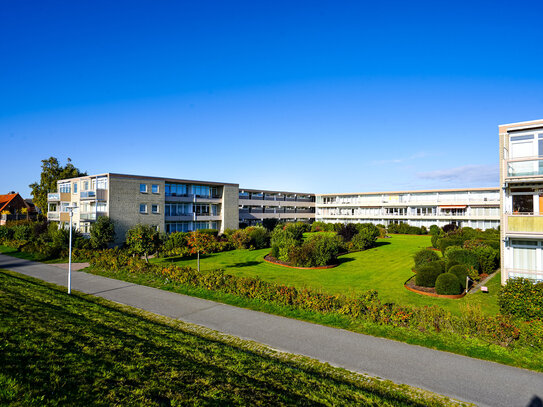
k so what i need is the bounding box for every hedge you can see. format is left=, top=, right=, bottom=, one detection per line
left=498, top=278, right=543, bottom=321
left=435, top=273, right=462, bottom=295
left=415, top=262, right=444, bottom=287
left=448, top=264, right=469, bottom=290
left=413, top=249, right=440, bottom=269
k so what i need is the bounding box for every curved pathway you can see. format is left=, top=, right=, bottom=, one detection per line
left=1, top=254, right=541, bottom=407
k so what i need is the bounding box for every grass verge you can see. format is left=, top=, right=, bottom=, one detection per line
left=0, top=269, right=465, bottom=406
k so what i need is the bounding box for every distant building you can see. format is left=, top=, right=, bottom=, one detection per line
left=499, top=119, right=543, bottom=284
left=315, top=188, right=500, bottom=230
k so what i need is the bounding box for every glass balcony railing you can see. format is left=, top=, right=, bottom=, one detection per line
left=506, top=158, right=543, bottom=178
left=47, top=192, right=60, bottom=201
left=81, top=191, right=96, bottom=199
left=506, top=214, right=543, bottom=234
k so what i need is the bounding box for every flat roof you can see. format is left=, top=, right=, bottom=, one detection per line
left=240, top=188, right=314, bottom=196
left=317, top=187, right=500, bottom=197
left=499, top=119, right=543, bottom=132
left=58, top=173, right=239, bottom=187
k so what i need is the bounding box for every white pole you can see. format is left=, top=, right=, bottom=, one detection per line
left=68, top=208, right=73, bottom=295
left=197, top=250, right=200, bottom=272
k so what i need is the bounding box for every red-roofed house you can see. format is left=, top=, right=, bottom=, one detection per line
left=0, top=193, right=33, bottom=225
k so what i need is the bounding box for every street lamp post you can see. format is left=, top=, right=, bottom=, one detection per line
left=66, top=203, right=77, bottom=294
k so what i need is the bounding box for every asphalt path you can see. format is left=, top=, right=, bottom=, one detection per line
left=1, top=254, right=542, bottom=407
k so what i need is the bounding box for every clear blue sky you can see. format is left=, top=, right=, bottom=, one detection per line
left=2, top=0, right=543, bottom=197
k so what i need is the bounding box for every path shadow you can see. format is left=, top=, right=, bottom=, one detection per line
left=527, top=396, right=542, bottom=407
left=164, top=253, right=212, bottom=262
left=226, top=261, right=261, bottom=268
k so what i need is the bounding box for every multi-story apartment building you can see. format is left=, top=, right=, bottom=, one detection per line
left=47, top=173, right=239, bottom=243
left=316, top=188, right=500, bottom=230
left=500, top=119, right=543, bottom=284
left=47, top=173, right=315, bottom=242
left=238, top=188, right=315, bottom=225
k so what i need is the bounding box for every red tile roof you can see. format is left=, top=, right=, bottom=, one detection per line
left=0, top=193, right=29, bottom=213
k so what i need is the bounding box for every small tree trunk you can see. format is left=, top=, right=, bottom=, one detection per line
left=197, top=250, right=200, bottom=272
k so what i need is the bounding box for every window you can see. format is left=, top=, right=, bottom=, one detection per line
left=165, top=203, right=190, bottom=216
left=83, top=181, right=89, bottom=191
left=152, top=204, right=159, bottom=214
left=165, top=183, right=188, bottom=196
left=140, top=184, right=147, bottom=193
left=152, top=184, right=159, bottom=194
left=96, top=177, right=108, bottom=189
left=97, top=202, right=107, bottom=212
left=512, top=194, right=534, bottom=213
left=140, top=204, right=147, bottom=214
left=73, top=183, right=78, bottom=194
left=59, top=183, right=71, bottom=193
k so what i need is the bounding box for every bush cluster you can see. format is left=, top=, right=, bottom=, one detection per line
left=415, top=262, right=445, bottom=287
left=387, top=222, right=427, bottom=235
left=435, top=273, right=462, bottom=295
left=413, top=249, right=440, bottom=269
left=498, top=278, right=543, bottom=321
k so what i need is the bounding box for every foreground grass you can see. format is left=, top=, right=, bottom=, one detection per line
left=0, top=270, right=462, bottom=406
left=153, top=235, right=499, bottom=316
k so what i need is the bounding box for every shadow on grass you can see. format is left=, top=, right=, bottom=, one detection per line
left=336, top=257, right=356, bottom=265
left=373, top=241, right=392, bottom=248
left=226, top=261, right=262, bottom=268
left=164, top=253, right=213, bottom=263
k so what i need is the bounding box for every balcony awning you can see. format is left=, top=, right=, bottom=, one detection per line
left=439, top=205, right=467, bottom=209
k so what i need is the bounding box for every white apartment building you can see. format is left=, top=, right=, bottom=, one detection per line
left=500, top=119, right=543, bottom=284
left=316, top=188, right=500, bottom=230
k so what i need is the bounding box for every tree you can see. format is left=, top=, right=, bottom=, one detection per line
left=125, top=224, right=162, bottom=262
left=90, top=216, right=116, bottom=249
left=29, top=157, right=86, bottom=215
left=187, top=231, right=216, bottom=271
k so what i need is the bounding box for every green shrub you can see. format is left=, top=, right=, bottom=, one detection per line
left=429, top=225, right=440, bottom=236
left=473, top=246, right=499, bottom=274
left=431, top=234, right=440, bottom=249
left=246, top=226, right=270, bottom=249
left=270, top=227, right=301, bottom=262
left=415, top=262, right=444, bottom=287
left=0, top=225, right=14, bottom=241
left=305, top=234, right=342, bottom=266
left=438, top=237, right=463, bottom=253
left=448, top=264, right=469, bottom=290
left=435, top=273, right=462, bottom=295
left=444, top=246, right=480, bottom=271
left=498, top=278, right=543, bottom=321
left=12, top=224, right=32, bottom=241
left=350, top=224, right=379, bottom=250
left=197, top=229, right=219, bottom=236
left=336, top=223, right=358, bottom=242
left=446, top=259, right=461, bottom=271
left=413, top=249, right=440, bottom=269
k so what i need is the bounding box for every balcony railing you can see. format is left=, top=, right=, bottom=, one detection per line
left=504, top=268, right=543, bottom=282
left=47, top=192, right=60, bottom=201
left=505, top=157, right=543, bottom=178
left=81, top=190, right=96, bottom=199
left=47, top=211, right=60, bottom=221
left=505, top=213, right=543, bottom=234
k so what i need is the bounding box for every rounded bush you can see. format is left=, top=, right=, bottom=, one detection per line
left=413, top=249, right=440, bottom=269
left=448, top=264, right=469, bottom=289
left=435, top=273, right=462, bottom=295
left=415, top=262, right=444, bottom=287
left=498, top=278, right=543, bottom=321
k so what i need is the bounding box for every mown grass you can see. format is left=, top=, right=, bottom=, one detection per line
left=0, top=269, right=463, bottom=406
left=153, top=235, right=499, bottom=316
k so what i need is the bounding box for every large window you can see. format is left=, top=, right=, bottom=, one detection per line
left=152, top=204, right=159, bottom=214
left=140, top=184, right=147, bottom=193
left=152, top=184, right=159, bottom=194
left=193, top=185, right=210, bottom=197
left=96, top=177, right=108, bottom=189
left=509, top=240, right=543, bottom=282
left=165, top=183, right=187, bottom=196
left=59, top=183, right=71, bottom=193
left=165, top=203, right=191, bottom=216
left=512, top=194, right=534, bottom=213
left=140, top=204, right=147, bottom=214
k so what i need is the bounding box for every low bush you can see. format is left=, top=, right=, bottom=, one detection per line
left=415, top=262, right=444, bottom=287
left=435, top=273, right=462, bottom=295
left=473, top=245, right=499, bottom=274
left=336, top=223, right=358, bottom=242
left=413, top=249, right=440, bottom=269
left=442, top=223, right=459, bottom=233
left=289, top=234, right=342, bottom=267
left=498, top=278, right=543, bottom=321
left=448, top=264, right=469, bottom=289
left=429, top=225, right=441, bottom=236
left=444, top=246, right=480, bottom=272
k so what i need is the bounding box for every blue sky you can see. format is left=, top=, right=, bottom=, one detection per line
left=2, top=0, right=543, bottom=197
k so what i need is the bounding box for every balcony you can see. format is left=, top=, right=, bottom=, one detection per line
left=48, top=192, right=71, bottom=202
left=81, top=190, right=96, bottom=199
left=505, top=157, right=543, bottom=179
left=503, top=268, right=543, bottom=283
left=505, top=214, right=543, bottom=236
left=47, top=211, right=60, bottom=221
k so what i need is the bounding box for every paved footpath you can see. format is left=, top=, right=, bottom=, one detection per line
left=1, top=254, right=542, bottom=407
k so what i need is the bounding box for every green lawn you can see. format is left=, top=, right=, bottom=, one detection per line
left=0, top=269, right=457, bottom=406
left=155, top=235, right=500, bottom=316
